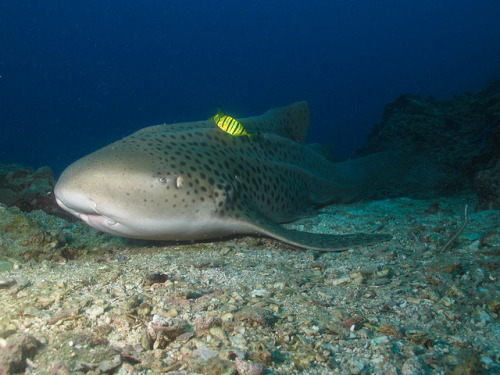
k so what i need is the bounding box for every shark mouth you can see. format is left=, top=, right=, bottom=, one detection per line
left=55, top=197, right=118, bottom=230
left=82, top=212, right=117, bottom=227
left=54, top=185, right=150, bottom=238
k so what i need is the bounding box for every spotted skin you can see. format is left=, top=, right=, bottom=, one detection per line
left=55, top=102, right=392, bottom=251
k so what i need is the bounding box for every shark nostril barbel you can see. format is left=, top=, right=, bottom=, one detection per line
left=107, top=218, right=117, bottom=225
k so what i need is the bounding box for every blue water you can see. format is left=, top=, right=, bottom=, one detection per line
left=1, top=0, right=500, bottom=175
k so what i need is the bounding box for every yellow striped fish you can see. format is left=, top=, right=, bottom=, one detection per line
left=210, top=106, right=254, bottom=142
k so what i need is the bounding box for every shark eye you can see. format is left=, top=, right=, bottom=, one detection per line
left=158, top=177, right=167, bottom=184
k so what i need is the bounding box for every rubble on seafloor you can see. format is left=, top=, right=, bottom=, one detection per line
left=0, top=194, right=499, bottom=374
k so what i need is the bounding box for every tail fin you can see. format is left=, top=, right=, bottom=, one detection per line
left=327, top=152, right=396, bottom=203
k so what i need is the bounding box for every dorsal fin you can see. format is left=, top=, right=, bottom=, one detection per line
left=241, top=101, right=310, bottom=143
left=133, top=101, right=310, bottom=142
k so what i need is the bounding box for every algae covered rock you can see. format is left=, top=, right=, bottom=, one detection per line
left=474, top=158, right=500, bottom=210
left=0, top=204, right=125, bottom=262
left=360, top=82, right=500, bottom=200
left=0, top=164, right=68, bottom=218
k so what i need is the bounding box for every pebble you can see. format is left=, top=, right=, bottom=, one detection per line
left=480, top=356, right=494, bottom=366
left=0, top=277, right=17, bottom=289
left=192, top=345, right=218, bottom=360
left=0, top=334, right=41, bottom=374
left=401, top=357, right=424, bottom=375
left=372, top=335, right=389, bottom=345
left=250, top=288, right=270, bottom=298
left=0, top=261, right=14, bottom=272
left=373, top=268, right=391, bottom=279
left=329, top=277, right=351, bottom=286
left=209, top=326, right=227, bottom=340
left=234, top=307, right=277, bottom=327
left=234, top=357, right=265, bottom=375
left=98, top=356, right=122, bottom=373
left=86, top=305, right=105, bottom=319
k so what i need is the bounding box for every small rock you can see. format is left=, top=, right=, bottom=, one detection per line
left=195, top=316, right=222, bottom=330
left=0, top=261, right=14, bottom=272
left=235, top=357, right=265, bottom=375
left=487, top=300, right=500, bottom=314
left=372, top=335, right=389, bottom=345
left=149, top=316, right=189, bottom=343
left=0, top=277, right=29, bottom=293
left=480, top=356, right=494, bottom=366
left=401, top=356, right=424, bottom=375
left=0, top=277, right=17, bottom=289
left=86, top=305, right=105, bottom=320
left=328, top=277, right=351, bottom=286
left=480, top=231, right=500, bottom=248
left=373, top=268, right=391, bottom=279
left=209, top=326, right=227, bottom=340
left=452, top=351, right=483, bottom=374
left=97, top=355, right=122, bottom=374
left=143, top=272, right=169, bottom=286
left=250, top=289, right=270, bottom=298
left=234, top=307, right=277, bottom=327
left=0, top=334, right=41, bottom=374
left=192, top=344, right=219, bottom=360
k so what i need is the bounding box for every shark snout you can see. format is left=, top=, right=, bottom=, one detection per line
left=55, top=181, right=122, bottom=232
left=54, top=181, right=97, bottom=217
left=54, top=175, right=97, bottom=217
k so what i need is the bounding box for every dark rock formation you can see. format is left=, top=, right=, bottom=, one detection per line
left=0, top=164, right=72, bottom=219
left=360, top=82, right=500, bottom=207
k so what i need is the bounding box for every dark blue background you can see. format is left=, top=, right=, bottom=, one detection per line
left=1, top=0, right=500, bottom=175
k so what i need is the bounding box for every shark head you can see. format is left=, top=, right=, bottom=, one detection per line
left=54, top=126, right=247, bottom=240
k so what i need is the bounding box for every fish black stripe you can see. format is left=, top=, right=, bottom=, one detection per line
left=217, top=117, right=226, bottom=131
left=229, top=119, right=239, bottom=134
left=224, top=117, right=235, bottom=133
left=223, top=117, right=232, bottom=131
left=234, top=123, right=244, bottom=135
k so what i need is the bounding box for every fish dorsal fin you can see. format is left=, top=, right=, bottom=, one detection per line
left=242, top=101, right=310, bottom=143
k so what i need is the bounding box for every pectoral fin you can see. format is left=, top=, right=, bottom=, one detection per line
left=235, top=209, right=392, bottom=251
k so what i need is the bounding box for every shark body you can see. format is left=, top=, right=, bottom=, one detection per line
left=55, top=102, right=391, bottom=251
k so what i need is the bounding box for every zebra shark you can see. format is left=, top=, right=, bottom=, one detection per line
left=55, top=102, right=392, bottom=251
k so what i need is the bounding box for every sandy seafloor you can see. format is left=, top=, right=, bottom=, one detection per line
left=0, top=194, right=499, bottom=374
